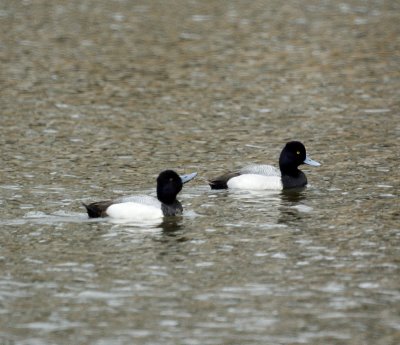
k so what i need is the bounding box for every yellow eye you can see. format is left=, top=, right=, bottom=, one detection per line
left=296, top=151, right=300, bottom=155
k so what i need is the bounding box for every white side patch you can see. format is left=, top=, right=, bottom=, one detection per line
left=106, top=202, right=163, bottom=220
left=227, top=174, right=283, bottom=190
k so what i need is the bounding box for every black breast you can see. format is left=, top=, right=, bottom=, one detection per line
left=161, top=201, right=183, bottom=216
left=281, top=171, right=307, bottom=189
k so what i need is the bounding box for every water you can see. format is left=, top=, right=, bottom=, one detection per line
left=1, top=0, right=399, bottom=344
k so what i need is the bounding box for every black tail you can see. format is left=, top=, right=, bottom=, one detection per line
left=82, top=201, right=112, bottom=218
left=208, top=171, right=240, bottom=190
left=208, top=179, right=229, bottom=190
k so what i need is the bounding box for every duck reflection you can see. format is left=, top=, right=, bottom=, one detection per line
left=159, top=217, right=183, bottom=234
left=108, top=215, right=183, bottom=234
left=278, top=189, right=310, bottom=225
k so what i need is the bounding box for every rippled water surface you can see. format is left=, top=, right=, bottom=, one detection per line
left=1, top=0, right=399, bottom=344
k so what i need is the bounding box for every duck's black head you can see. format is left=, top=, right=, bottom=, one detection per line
left=279, top=141, right=306, bottom=173
left=156, top=170, right=183, bottom=205
left=279, top=141, right=320, bottom=175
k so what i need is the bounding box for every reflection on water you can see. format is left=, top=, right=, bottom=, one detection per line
left=1, top=0, right=400, bottom=344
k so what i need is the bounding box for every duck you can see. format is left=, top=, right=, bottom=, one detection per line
left=208, top=141, right=320, bottom=190
left=83, top=170, right=197, bottom=220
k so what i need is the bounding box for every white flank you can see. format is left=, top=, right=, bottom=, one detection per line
left=227, top=174, right=283, bottom=190
left=106, top=202, right=163, bottom=220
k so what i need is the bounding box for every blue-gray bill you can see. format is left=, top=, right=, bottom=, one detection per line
left=180, top=172, right=197, bottom=184
left=303, top=156, right=321, bottom=167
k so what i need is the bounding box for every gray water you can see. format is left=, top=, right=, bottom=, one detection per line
left=1, top=0, right=399, bottom=344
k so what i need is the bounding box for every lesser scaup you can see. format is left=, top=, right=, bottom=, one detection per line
left=208, top=141, right=320, bottom=190
left=83, top=170, right=197, bottom=220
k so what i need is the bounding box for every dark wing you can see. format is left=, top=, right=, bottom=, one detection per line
left=82, top=200, right=114, bottom=218
left=208, top=171, right=241, bottom=190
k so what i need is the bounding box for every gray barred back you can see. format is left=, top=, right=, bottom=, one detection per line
left=117, top=195, right=162, bottom=208
left=240, top=164, right=281, bottom=177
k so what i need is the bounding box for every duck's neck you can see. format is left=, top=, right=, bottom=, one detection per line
left=157, top=189, right=178, bottom=205
left=280, top=161, right=307, bottom=188
left=157, top=194, right=176, bottom=205
left=279, top=159, right=301, bottom=178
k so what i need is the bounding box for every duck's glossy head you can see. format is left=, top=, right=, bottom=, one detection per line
left=156, top=170, right=197, bottom=204
left=279, top=141, right=320, bottom=174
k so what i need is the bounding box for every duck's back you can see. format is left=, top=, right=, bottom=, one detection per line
left=227, top=164, right=282, bottom=189
left=117, top=195, right=162, bottom=208
left=240, top=164, right=281, bottom=176
left=209, top=164, right=281, bottom=190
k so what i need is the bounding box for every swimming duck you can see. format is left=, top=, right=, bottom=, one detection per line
left=208, top=141, right=320, bottom=190
left=83, top=170, right=197, bottom=219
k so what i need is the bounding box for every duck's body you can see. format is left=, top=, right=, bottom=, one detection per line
left=224, top=165, right=282, bottom=190
left=209, top=141, right=320, bottom=190
left=83, top=170, right=196, bottom=220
